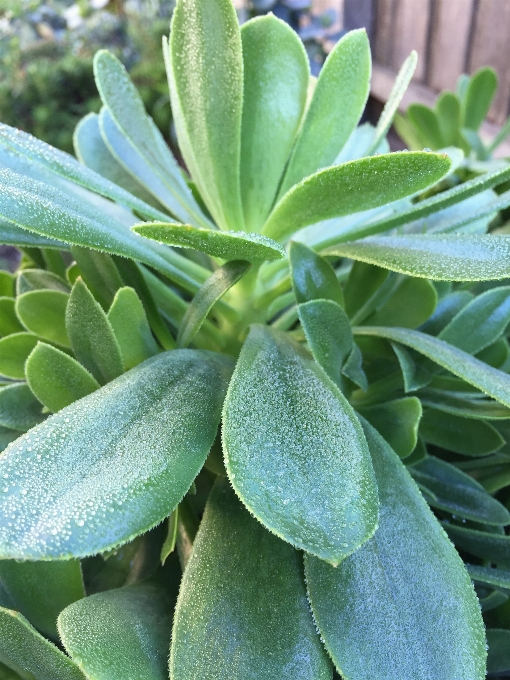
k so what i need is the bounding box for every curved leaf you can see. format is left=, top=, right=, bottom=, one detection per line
left=407, top=104, right=444, bottom=149
left=278, top=29, right=370, bottom=197
left=358, top=397, right=422, bottom=459
left=222, top=324, right=378, bottom=565
left=107, top=287, right=158, bottom=370
left=170, top=479, right=332, bottom=680
left=0, top=298, right=24, bottom=336
left=436, top=91, right=462, bottom=147
left=0, top=349, right=233, bottom=559
left=169, top=0, right=244, bottom=231
left=59, top=581, right=175, bottom=680
left=467, top=564, right=510, bottom=591
left=420, top=392, right=510, bottom=420
left=463, top=67, right=498, bottom=131
left=419, top=408, right=504, bottom=456
left=0, top=384, right=44, bottom=431
left=17, top=269, right=70, bottom=295
left=26, top=343, right=100, bottom=412
left=240, top=16, right=309, bottom=231
left=364, top=277, right=437, bottom=329
left=289, top=240, right=344, bottom=305
left=0, top=608, right=85, bottom=680
left=443, top=523, right=510, bottom=568
left=305, top=421, right=486, bottom=680
left=262, top=153, right=452, bottom=242
left=133, top=223, right=285, bottom=262
left=15, top=290, right=69, bottom=348
left=70, top=246, right=123, bottom=310
left=0, top=333, right=38, bottom=380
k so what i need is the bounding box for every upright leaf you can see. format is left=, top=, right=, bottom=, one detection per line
left=262, top=153, right=452, bottom=242
left=0, top=350, right=233, bottom=559
left=278, top=29, right=370, bottom=197
left=289, top=240, right=344, bottom=305
left=59, top=581, right=175, bottom=680
left=305, top=421, right=486, bottom=680
left=463, top=67, right=498, bottom=131
left=108, top=288, right=159, bottom=370
left=169, top=0, right=244, bottom=231
left=240, top=16, right=309, bottom=231
left=222, top=324, right=378, bottom=565
left=407, top=104, right=444, bottom=149
left=436, top=91, right=462, bottom=147
left=170, top=479, right=332, bottom=680
left=70, top=246, right=123, bottom=310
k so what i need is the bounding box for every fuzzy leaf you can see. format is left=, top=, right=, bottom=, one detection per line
left=70, top=246, right=123, bottom=310
left=289, top=241, right=344, bottom=305
left=467, top=564, right=510, bottom=591
left=344, top=261, right=389, bottom=318
left=419, top=408, right=504, bottom=456
left=168, top=0, right=244, bottom=231
left=15, top=290, right=69, bottom=348
left=0, top=384, right=44, bottom=431
left=17, top=269, right=70, bottom=295
left=0, top=350, right=233, bottom=559
left=0, top=333, right=38, bottom=380
left=0, top=608, right=85, bottom=680
left=0, top=298, right=24, bottom=336
left=443, top=523, right=510, bottom=569
left=170, top=479, right=332, bottom=680
left=436, top=92, right=462, bottom=147
left=278, top=29, right=370, bottom=197
left=240, top=16, right=309, bottom=231
left=364, top=277, right=437, bottom=329
left=133, top=223, right=285, bottom=262
left=262, top=153, right=451, bottom=242
left=420, top=393, right=510, bottom=420
left=59, top=581, right=175, bottom=680
left=463, top=67, right=498, bottom=131
left=222, top=324, right=378, bottom=564
left=407, top=104, right=444, bottom=149
left=305, top=421, right=486, bottom=680
left=358, top=397, right=422, bottom=459
left=487, top=629, right=510, bottom=676
left=26, top=343, right=100, bottom=412
left=0, top=561, right=84, bottom=640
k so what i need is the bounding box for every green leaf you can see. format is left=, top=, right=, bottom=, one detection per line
left=0, top=273, right=13, bottom=299
left=367, top=51, right=418, bottom=155
left=107, top=288, right=159, bottom=370
left=70, top=246, right=123, bottom=310
left=326, top=234, right=510, bottom=281
left=15, top=290, right=70, bottom=348
left=305, top=420, right=486, bottom=680
left=59, top=581, right=174, bottom=680
left=289, top=241, right=344, bottom=305
left=419, top=408, right=504, bottom=456
left=463, top=67, right=498, bottom=131
left=467, top=564, right=510, bottom=591
left=0, top=561, right=84, bottom=640
left=262, top=153, right=452, bottom=242
left=410, top=456, right=510, bottom=525
left=177, top=261, right=251, bottom=349
left=358, top=397, right=422, bottom=459
left=0, top=428, right=18, bottom=454
left=222, top=324, right=378, bottom=565
left=0, top=333, right=38, bottom=379
left=364, top=277, right=437, bottom=329
left=26, top=343, right=100, bottom=412
left=17, top=269, right=70, bottom=295
left=170, top=479, right=332, bottom=680
left=436, top=92, right=462, bottom=147
left=487, top=629, right=510, bottom=676
left=66, top=279, right=123, bottom=384
left=278, top=29, right=370, bottom=197
left=240, top=16, right=309, bottom=231
left=168, top=0, right=244, bottom=231
left=442, top=522, right=510, bottom=568
left=0, top=349, right=233, bottom=559
left=0, top=298, right=24, bottom=336
left=341, top=343, right=368, bottom=391
left=439, top=286, right=510, bottom=354
left=0, top=608, right=85, bottom=680
left=297, top=300, right=352, bottom=386
left=344, top=261, right=388, bottom=318
left=420, top=392, right=510, bottom=420
left=419, top=290, right=473, bottom=336
left=407, top=103, right=444, bottom=149
left=133, top=223, right=285, bottom=262
left=0, top=384, right=44, bottom=431
left=160, top=510, right=178, bottom=565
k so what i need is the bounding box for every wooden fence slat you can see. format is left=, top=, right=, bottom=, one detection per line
left=391, top=0, right=432, bottom=81
left=428, top=0, right=475, bottom=92
left=468, top=0, right=510, bottom=124
left=343, top=0, right=375, bottom=38
left=374, top=0, right=396, bottom=66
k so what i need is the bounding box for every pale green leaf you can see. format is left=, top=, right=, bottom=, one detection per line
left=17, top=269, right=70, bottom=296
left=262, top=153, right=452, bottom=242
left=420, top=392, right=510, bottom=420
left=463, top=67, right=498, bottom=131
left=0, top=349, right=233, bottom=559
left=15, top=290, right=69, bottom=348
left=108, top=287, right=159, bottom=370
left=407, top=104, right=444, bottom=149
left=305, top=420, right=486, bottom=680
left=160, top=510, right=178, bottom=565
left=169, top=479, right=332, bottom=680
left=436, top=92, right=462, bottom=147
left=0, top=333, right=38, bottom=380
left=0, top=298, right=24, bottom=336
left=222, top=324, right=378, bottom=564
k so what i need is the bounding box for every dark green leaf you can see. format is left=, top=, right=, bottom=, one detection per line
left=222, top=324, right=377, bottom=565
left=133, top=223, right=285, bottom=262
left=364, top=277, right=437, bottom=329
left=15, top=291, right=69, bottom=348
left=160, top=510, right=178, bottom=565
left=240, top=16, right=309, bottom=231
left=26, top=343, right=100, bottom=412
left=487, top=629, right=510, bottom=676
left=0, top=560, right=84, bottom=640
left=305, top=420, right=486, bottom=680
left=177, top=261, right=251, bottom=349
left=289, top=241, right=344, bottom=305
left=463, top=67, right=498, bottom=131
left=0, top=349, right=233, bottom=559
left=420, top=392, right=510, bottom=420
left=16, top=269, right=70, bottom=295
left=278, top=29, right=370, bottom=197
left=420, top=408, right=504, bottom=456
left=170, top=479, right=332, bottom=680
left=341, top=343, right=368, bottom=391
left=59, top=581, right=174, bottom=680
left=0, top=608, right=85, bottom=680
left=419, top=291, right=473, bottom=336
left=66, top=279, right=123, bottom=384
left=0, top=273, right=13, bottom=299
left=343, top=261, right=388, bottom=318
left=442, top=522, right=510, bottom=568
left=70, top=246, right=123, bottom=309
left=410, top=456, right=510, bottom=525
left=108, top=288, right=159, bottom=370
left=0, top=428, right=18, bottom=454
left=262, top=153, right=452, bottom=242
left=358, top=397, right=422, bottom=458
left=0, top=384, right=44, bottom=431
left=467, top=564, right=510, bottom=592
left=0, top=299, right=24, bottom=336
left=0, top=334, right=38, bottom=379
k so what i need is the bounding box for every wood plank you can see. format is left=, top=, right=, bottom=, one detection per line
left=428, top=0, right=475, bottom=92
left=374, top=0, right=397, bottom=67
left=468, top=0, right=510, bottom=124
left=343, top=0, right=375, bottom=38
left=391, top=0, right=432, bottom=82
